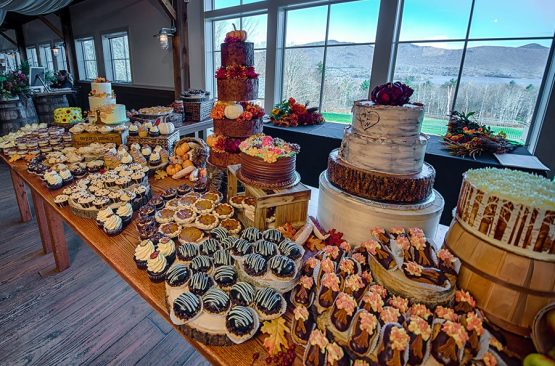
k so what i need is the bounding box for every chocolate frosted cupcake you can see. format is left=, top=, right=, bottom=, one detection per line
left=213, top=249, right=235, bottom=268
left=200, top=238, right=221, bottom=256
left=278, top=239, right=303, bottom=261
left=189, top=272, right=214, bottom=296
left=243, top=253, right=268, bottom=277
left=230, top=281, right=255, bottom=306
left=226, top=306, right=259, bottom=343
left=177, top=243, right=198, bottom=262
left=269, top=255, right=296, bottom=278
left=241, top=227, right=262, bottom=242
left=173, top=292, right=201, bottom=322
left=213, top=265, right=237, bottom=290
left=190, top=255, right=213, bottom=274
left=262, top=229, right=284, bottom=244
left=232, top=239, right=253, bottom=256
left=165, top=264, right=190, bottom=288
left=254, top=288, right=286, bottom=320
left=254, top=240, right=277, bottom=259
left=202, top=288, right=230, bottom=315
left=210, top=227, right=229, bottom=241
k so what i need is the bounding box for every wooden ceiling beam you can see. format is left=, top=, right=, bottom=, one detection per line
left=38, top=15, right=63, bottom=39
left=159, top=0, right=177, bottom=21
left=0, top=31, right=17, bottom=46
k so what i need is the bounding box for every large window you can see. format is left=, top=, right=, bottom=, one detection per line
left=102, top=32, right=132, bottom=83
left=38, top=44, right=54, bottom=71
left=75, top=37, right=98, bottom=80
left=394, top=0, right=555, bottom=143
left=211, top=0, right=264, bottom=10
left=54, top=42, right=67, bottom=72
left=209, top=14, right=267, bottom=104
left=26, top=46, right=39, bottom=67
left=282, top=0, right=379, bottom=122
left=0, top=51, right=20, bottom=71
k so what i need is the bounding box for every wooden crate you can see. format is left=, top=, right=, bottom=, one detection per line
left=227, top=164, right=311, bottom=230
left=72, top=130, right=129, bottom=147
left=127, top=130, right=180, bottom=153
left=184, top=100, right=214, bottom=122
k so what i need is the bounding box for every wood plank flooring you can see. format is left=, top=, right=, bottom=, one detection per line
left=0, top=163, right=210, bottom=366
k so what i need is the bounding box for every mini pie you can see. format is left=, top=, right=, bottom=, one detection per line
left=203, top=191, right=222, bottom=204
left=158, top=222, right=181, bottom=238
left=220, top=218, right=241, bottom=235
left=179, top=226, right=205, bottom=244
left=195, top=213, right=219, bottom=231
left=214, top=203, right=234, bottom=219
left=193, top=199, right=215, bottom=214
left=178, top=195, right=199, bottom=207
left=174, top=207, right=197, bottom=225
left=229, top=195, right=245, bottom=208
left=165, top=198, right=180, bottom=210
left=155, top=208, right=176, bottom=224
left=242, top=196, right=256, bottom=210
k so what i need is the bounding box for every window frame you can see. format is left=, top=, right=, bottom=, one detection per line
left=38, top=43, right=55, bottom=71
left=53, top=41, right=68, bottom=72
left=26, top=46, right=39, bottom=67
left=101, top=31, right=132, bottom=84
left=75, top=36, right=99, bottom=81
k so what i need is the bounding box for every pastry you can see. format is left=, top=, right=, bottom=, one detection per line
left=338, top=257, right=358, bottom=277
left=155, top=208, right=176, bottom=224
left=304, top=329, right=328, bottom=366
left=292, top=305, right=314, bottom=345
left=461, top=311, right=484, bottom=360
left=269, top=255, right=296, bottom=278
left=431, top=320, right=468, bottom=366
left=177, top=243, right=198, bottom=262
left=380, top=306, right=403, bottom=325
left=178, top=226, right=204, bottom=243
left=244, top=253, right=267, bottom=277
left=173, top=291, right=201, bottom=322
left=178, top=192, right=201, bottom=207
left=302, top=257, right=320, bottom=277
left=278, top=239, right=303, bottom=260
left=203, top=190, right=222, bottom=204
left=165, top=264, right=190, bottom=288
left=231, top=239, right=253, bottom=256
left=360, top=291, right=384, bottom=315
left=377, top=323, right=410, bottom=366
left=173, top=207, right=196, bottom=225
left=162, top=188, right=177, bottom=201
left=326, top=342, right=349, bottom=366
left=189, top=272, right=214, bottom=296
left=254, top=287, right=285, bottom=320
left=202, top=288, right=230, bottom=314
left=213, top=265, right=237, bottom=290
left=195, top=213, right=218, bottom=230
left=262, top=228, right=284, bottom=244
left=409, top=235, right=436, bottom=267
left=190, top=255, right=213, bottom=274
left=241, top=227, right=262, bottom=242
left=54, top=194, right=69, bottom=208
left=177, top=184, right=192, bottom=196
left=362, top=239, right=396, bottom=270
left=193, top=198, right=215, bottom=214
left=254, top=240, right=277, bottom=259
left=158, top=222, right=181, bottom=238
left=388, top=296, right=409, bottom=314
left=220, top=218, right=241, bottom=234
left=292, top=275, right=314, bottom=306
left=317, top=272, right=341, bottom=309
left=149, top=195, right=165, bottom=210
left=214, top=203, right=234, bottom=219
left=437, top=248, right=459, bottom=278
left=213, top=249, right=235, bottom=267
left=210, top=227, right=229, bottom=240
left=343, top=274, right=366, bottom=300
left=320, top=245, right=342, bottom=262
left=229, top=281, right=255, bottom=306
left=134, top=239, right=155, bottom=269
left=330, top=292, right=357, bottom=332
left=403, top=261, right=447, bottom=286
left=409, top=303, right=433, bottom=324
left=406, top=316, right=432, bottom=365
left=454, top=290, right=477, bottom=314
left=158, top=236, right=176, bottom=264
left=225, top=306, right=259, bottom=343
left=220, top=236, right=238, bottom=250
left=146, top=251, right=169, bottom=282
left=350, top=310, right=379, bottom=355
left=200, top=238, right=221, bottom=256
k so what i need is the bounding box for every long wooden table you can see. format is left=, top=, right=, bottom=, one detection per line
left=1, top=155, right=530, bottom=364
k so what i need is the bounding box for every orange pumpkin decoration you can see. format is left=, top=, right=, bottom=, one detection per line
left=226, top=24, right=247, bottom=41
left=175, top=143, right=190, bottom=157
left=166, top=164, right=182, bottom=176
left=181, top=160, right=194, bottom=168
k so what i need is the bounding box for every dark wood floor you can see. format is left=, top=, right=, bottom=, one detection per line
left=0, top=163, right=209, bottom=366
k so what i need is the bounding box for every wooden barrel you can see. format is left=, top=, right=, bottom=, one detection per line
left=0, top=96, right=39, bottom=135
left=33, top=93, right=69, bottom=124
left=445, top=220, right=555, bottom=337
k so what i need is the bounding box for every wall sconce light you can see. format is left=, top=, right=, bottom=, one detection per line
left=52, top=45, right=61, bottom=57
left=154, top=27, right=176, bottom=50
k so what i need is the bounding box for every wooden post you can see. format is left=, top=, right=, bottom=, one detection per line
left=31, top=190, right=53, bottom=254
left=9, top=169, right=32, bottom=223
left=14, top=24, right=27, bottom=60
left=60, top=7, right=79, bottom=79
left=172, top=0, right=190, bottom=98
left=44, top=203, right=70, bottom=272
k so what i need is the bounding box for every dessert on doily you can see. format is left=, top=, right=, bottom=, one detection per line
left=317, top=82, right=444, bottom=244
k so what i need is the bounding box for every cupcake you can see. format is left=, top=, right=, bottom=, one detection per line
left=130, top=171, right=145, bottom=185
left=406, top=316, right=432, bottom=365
left=262, top=229, right=284, bottom=244
left=210, top=227, right=229, bottom=241
left=292, top=275, right=315, bottom=307
left=148, top=125, right=160, bottom=137
left=254, top=240, right=278, bottom=260
left=243, top=253, right=268, bottom=277
left=136, top=217, right=155, bottom=235
left=116, top=203, right=133, bottom=226
left=269, top=255, right=296, bottom=278
left=44, top=171, right=63, bottom=190
left=103, top=214, right=123, bottom=236
left=173, top=291, right=201, bottom=322
left=231, top=239, right=253, bottom=257
left=162, top=188, right=178, bottom=201
left=225, top=306, right=259, bottom=343
left=177, top=243, right=198, bottom=262
left=230, top=282, right=255, bottom=306
left=317, top=272, right=341, bottom=309
left=149, top=195, right=164, bottom=210
left=128, top=124, right=139, bottom=136
left=96, top=207, right=114, bottom=227
left=220, top=236, right=238, bottom=250
left=254, top=288, right=286, bottom=320
left=203, top=288, right=231, bottom=315
left=189, top=255, right=213, bottom=274
left=134, top=239, right=156, bottom=269
left=54, top=194, right=69, bottom=208
left=147, top=251, right=169, bottom=282
left=59, top=169, right=73, bottom=185
left=213, top=265, right=237, bottom=290
left=213, top=249, right=235, bottom=267
left=199, top=239, right=220, bottom=256
left=158, top=236, right=176, bottom=265
left=149, top=152, right=161, bottom=166
left=141, top=145, right=152, bottom=157
left=93, top=196, right=110, bottom=210
left=241, top=227, right=262, bottom=242
left=189, top=272, right=213, bottom=296
left=165, top=264, right=190, bottom=288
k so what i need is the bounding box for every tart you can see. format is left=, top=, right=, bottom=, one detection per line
left=203, top=288, right=230, bottom=315
left=177, top=184, right=192, bottom=196
left=242, top=196, right=256, bottom=211
left=213, top=249, right=235, bottom=267
left=254, top=240, right=278, bottom=259
left=203, top=190, right=222, bottom=204
left=173, top=292, right=201, bottom=322
left=254, top=288, right=286, bottom=320
left=165, top=198, right=180, bottom=210
left=243, top=253, right=267, bottom=277
left=220, top=218, right=241, bottom=235
left=195, top=213, right=218, bottom=231
left=200, top=238, right=221, bottom=256
left=231, top=239, right=253, bottom=256
left=269, top=255, right=296, bottom=278
left=162, top=188, right=178, bottom=201
left=262, top=229, right=284, bottom=244
left=155, top=208, right=176, bottom=224
left=189, top=272, right=214, bottom=296
left=193, top=198, right=215, bottom=214
left=165, top=264, right=190, bottom=288
left=158, top=222, right=181, bottom=238
left=214, top=203, right=234, bottom=219
left=228, top=194, right=244, bottom=208
left=173, top=207, right=196, bottom=225
left=178, top=192, right=201, bottom=207
left=178, top=226, right=205, bottom=244
left=230, top=282, right=255, bottom=306
left=241, top=227, right=261, bottom=242
left=213, top=265, right=237, bottom=290
left=190, top=255, right=213, bottom=274
left=226, top=306, right=259, bottom=343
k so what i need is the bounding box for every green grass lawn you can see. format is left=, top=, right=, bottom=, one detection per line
left=322, top=112, right=525, bottom=143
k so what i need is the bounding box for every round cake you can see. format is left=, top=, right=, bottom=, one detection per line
left=221, top=42, right=254, bottom=67
left=213, top=117, right=263, bottom=138
left=217, top=78, right=258, bottom=102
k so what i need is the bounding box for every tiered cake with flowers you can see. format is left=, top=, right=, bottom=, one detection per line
left=207, top=27, right=264, bottom=168
left=88, top=77, right=127, bottom=124
left=317, top=82, right=445, bottom=245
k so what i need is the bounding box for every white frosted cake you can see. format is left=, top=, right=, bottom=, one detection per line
left=92, top=104, right=127, bottom=124
left=89, top=78, right=116, bottom=112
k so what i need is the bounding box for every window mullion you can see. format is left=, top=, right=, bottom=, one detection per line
left=318, top=4, right=331, bottom=111
left=451, top=0, right=476, bottom=113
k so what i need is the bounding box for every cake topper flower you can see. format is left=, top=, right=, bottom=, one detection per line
left=464, top=311, right=484, bottom=336
left=371, top=81, right=414, bottom=106
left=437, top=248, right=456, bottom=264
left=299, top=275, right=313, bottom=289
left=390, top=327, right=410, bottom=351
left=455, top=290, right=477, bottom=308
left=404, top=261, right=423, bottom=277
left=388, top=296, right=409, bottom=313
left=435, top=306, right=459, bottom=322
left=361, top=291, right=384, bottom=313
left=380, top=306, right=401, bottom=324
left=320, top=257, right=335, bottom=274
left=369, top=284, right=388, bottom=299
left=339, top=258, right=355, bottom=274
left=410, top=303, right=432, bottom=320
left=344, top=274, right=365, bottom=292
left=326, top=342, right=344, bottom=364
left=308, top=329, right=328, bottom=350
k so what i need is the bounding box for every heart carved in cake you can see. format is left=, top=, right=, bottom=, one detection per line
left=359, top=110, right=380, bottom=131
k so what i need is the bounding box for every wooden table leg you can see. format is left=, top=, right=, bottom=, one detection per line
left=9, top=169, right=32, bottom=222
left=44, top=204, right=70, bottom=272
left=31, top=190, right=53, bottom=254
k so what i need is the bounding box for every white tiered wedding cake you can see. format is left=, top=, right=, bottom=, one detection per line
left=88, top=77, right=127, bottom=124
left=317, top=82, right=444, bottom=245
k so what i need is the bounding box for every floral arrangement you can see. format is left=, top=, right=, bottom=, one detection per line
left=371, top=81, right=415, bottom=106
left=270, top=97, right=324, bottom=127
left=0, top=70, right=30, bottom=98
left=210, top=101, right=264, bottom=121
left=215, top=65, right=258, bottom=80
left=206, top=134, right=243, bottom=154
left=443, top=111, right=517, bottom=158
left=93, top=77, right=108, bottom=83
left=239, top=134, right=300, bottom=163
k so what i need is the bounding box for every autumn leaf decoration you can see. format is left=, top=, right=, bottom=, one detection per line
left=278, top=223, right=297, bottom=239
left=261, top=318, right=290, bottom=356
left=154, top=170, right=168, bottom=180
left=306, top=235, right=326, bottom=251
left=326, top=229, right=344, bottom=246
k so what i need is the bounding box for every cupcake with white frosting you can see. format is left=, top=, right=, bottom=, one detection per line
left=44, top=171, right=63, bottom=190
left=116, top=202, right=133, bottom=225
left=96, top=207, right=114, bottom=227
left=147, top=251, right=169, bottom=282
left=103, top=214, right=123, bottom=236
left=134, top=239, right=156, bottom=269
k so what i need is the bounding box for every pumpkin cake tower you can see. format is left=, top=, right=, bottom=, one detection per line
left=207, top=26, right=264, bottom=168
